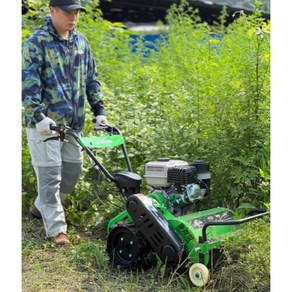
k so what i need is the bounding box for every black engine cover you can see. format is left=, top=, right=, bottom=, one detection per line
left=127, top=194, right=186, bottom=267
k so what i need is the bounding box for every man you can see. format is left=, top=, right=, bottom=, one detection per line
left=22, top=0, right=107, bottom=246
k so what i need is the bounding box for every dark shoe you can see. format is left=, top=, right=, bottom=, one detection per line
left=54, top=232, right=70, bottom=246
left=29, top=204, right=42, bottom=219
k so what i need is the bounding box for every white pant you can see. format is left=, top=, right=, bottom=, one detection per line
left=26, top=128, right=83, bottom=237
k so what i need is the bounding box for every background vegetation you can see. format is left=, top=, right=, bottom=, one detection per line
left=22, top=0, right=270, bottom=291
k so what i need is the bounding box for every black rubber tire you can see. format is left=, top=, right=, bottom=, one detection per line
left=107, top=224, right=150, bottom=269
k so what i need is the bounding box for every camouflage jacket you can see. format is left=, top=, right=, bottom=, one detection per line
left=22, top=17, right=105, bottom=132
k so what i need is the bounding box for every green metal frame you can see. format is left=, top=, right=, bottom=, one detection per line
left=80, top=134, right=125, bottom=148
left=106, top=191, right=237, bottom=266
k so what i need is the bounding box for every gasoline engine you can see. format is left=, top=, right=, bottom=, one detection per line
left=144, top=158, right=211, bottom=215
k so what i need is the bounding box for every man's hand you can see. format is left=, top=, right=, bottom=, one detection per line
left=94, top=115, right=108, bottom=129
left=36, top=117, right=56, bottom=135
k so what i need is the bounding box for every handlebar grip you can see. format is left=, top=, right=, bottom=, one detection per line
left=94, top=125, right=108, bottom=130
left=50, top=125, right=61, bottom=132
left=92, top=120, right=120, bottom=134
left=92, top=118, right=111, bottom=131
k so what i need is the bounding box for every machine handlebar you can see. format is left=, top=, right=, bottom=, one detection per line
left=47, top=122, right=132, bottom=173
left=49, top=125, right=63, bottom=132
left=49, top=124, right=121, bottom=135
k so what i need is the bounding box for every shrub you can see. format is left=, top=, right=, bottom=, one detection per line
left=22, top=0, right=270, bottom=223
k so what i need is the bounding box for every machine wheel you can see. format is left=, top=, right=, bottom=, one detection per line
left=189, top=263, right=210, bottom=287
left=107, top=224, right=150, bottom=269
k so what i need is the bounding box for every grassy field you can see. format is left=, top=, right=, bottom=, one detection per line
left=22, top=211, right=201, bottom=292
left=22, top=207, right=270, bottom=292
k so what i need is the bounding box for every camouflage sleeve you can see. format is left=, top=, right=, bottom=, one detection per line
left=22, top=41, right=46, bottom=125
left=85, top=45, right=106, bottom=117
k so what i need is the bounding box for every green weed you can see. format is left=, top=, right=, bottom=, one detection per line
left=22, top=1, right=270, bottom=290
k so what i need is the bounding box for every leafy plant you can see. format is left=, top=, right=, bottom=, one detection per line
left=22, top=0, right=270, bottom=218
left=22, top=4, right=270, bottom=289
left=70, top=239, right=108, bottom=270
left=214, top=216, right=270, bottom=291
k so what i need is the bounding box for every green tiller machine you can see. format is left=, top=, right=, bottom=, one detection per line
left=49, top=124, right=269, bottom=287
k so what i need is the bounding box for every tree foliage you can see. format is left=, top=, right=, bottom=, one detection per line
left=22, top=1, right=270, bottom=289
left=22, top=0, right=270, bottom=221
